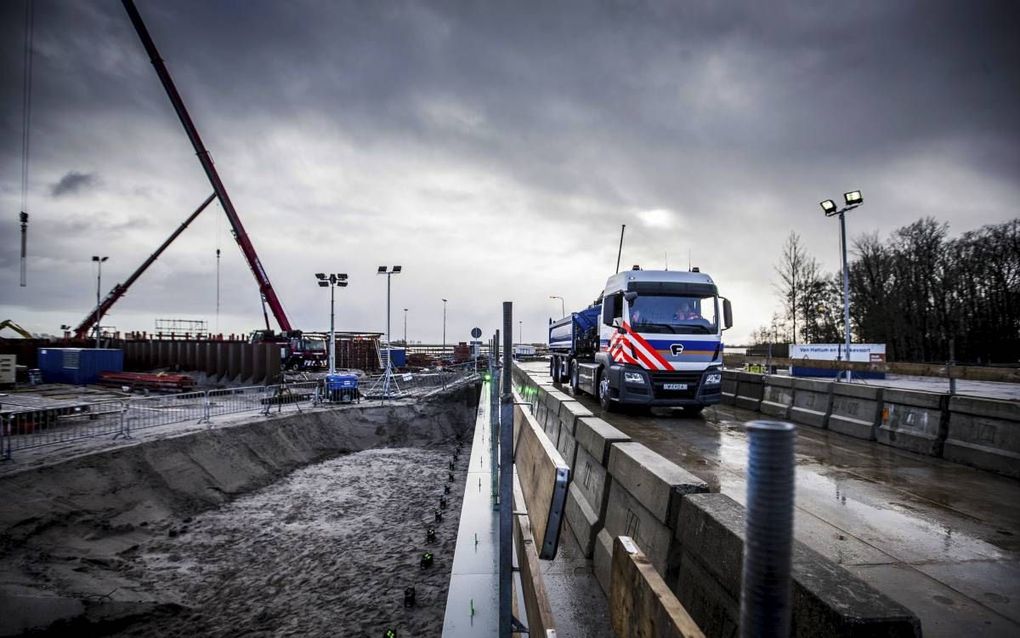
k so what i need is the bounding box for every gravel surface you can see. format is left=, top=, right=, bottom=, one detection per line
left=111, top=445, right=467, bottom=637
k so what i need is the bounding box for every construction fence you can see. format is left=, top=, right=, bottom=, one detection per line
left=1, top=363, right=480, bottom=461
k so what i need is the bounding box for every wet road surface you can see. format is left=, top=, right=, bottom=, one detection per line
left=520, top=362, right=1020, bottom=637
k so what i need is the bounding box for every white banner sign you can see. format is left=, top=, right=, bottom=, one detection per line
left=790, top=343, right=886, bottom=363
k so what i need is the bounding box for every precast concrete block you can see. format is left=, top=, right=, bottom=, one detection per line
left=575, top=416, right=631, bottom=467
left=734, top=371, right=764, bottom=412
left=829, top=383, right=883, bottom=441
left=556, top=422, right=578, bottom=470
left=608, top=442, right=709, bottom=527
left=564, top=482, right=599, bottom=557
left=602, top=477, right=676, bottom=576
left=720, top=371, right=738, bottom=405
left=558, top=401, right=593, bottom=438
left=789, top=378, right=833, bottom=429
left=594, top=528, right=615, bottom=595
left=760, top=375, right=794, bottom=419
left=876, top=389, right=947, bottom=457
left=572, top=446, right=611, bottom=538
left=673, top=493, right=921, bottom=638
left=944, top=396, right=1020, bottom=478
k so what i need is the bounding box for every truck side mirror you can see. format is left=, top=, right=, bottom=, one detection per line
left=602, top=295, right=617, bottom=325
left=723, top=298, right=733, bottom=330
left=623, top=291, right=638, bottom=303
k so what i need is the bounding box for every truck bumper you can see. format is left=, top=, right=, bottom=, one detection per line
left=608, top=364, right=721, bottom=407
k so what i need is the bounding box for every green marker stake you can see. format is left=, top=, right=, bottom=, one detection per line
left=470, top=598, right=475, bottom=617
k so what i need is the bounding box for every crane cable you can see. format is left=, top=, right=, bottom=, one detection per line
left=19, top=0, right=35, bottom=287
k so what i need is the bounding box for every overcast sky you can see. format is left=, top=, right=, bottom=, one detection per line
left=1, top=0, right=1017, bottom=344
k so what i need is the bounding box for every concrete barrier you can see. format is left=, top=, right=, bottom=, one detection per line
left=760, top=375, right=794, bottom=419
left=593, top=443, right=709, bottom=593
left=829, top=383, right=883, bottom=441
left=555, top=401, right=593, bottom=469
left=789, top=378, right=832, bottom=429
left=733, top=372, right=764, bottom=412
left=720, top=371, right=738, bottom=406
left=513, top=392, right=571, bottom=559
left=513, top=473, right=557, bottom=635
left=610, top=536, right=705, bottom=638
left=943, top=396, right=1020, bottom=478
left=876, top=388, right=948, bottom=457
left=564, top=417, right=632, bottom=557
left=672, top=493, right=921, bottom=638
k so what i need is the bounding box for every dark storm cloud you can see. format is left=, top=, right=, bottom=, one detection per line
left=1, top=0, right=1018, bottom=339
left=51, top=170, right=98, bottom=196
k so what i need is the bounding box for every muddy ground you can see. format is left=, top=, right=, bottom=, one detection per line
left=16, top=445, right=467, bottom=637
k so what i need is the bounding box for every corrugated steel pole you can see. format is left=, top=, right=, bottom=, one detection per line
left=499, top=304, right=513, bottom=638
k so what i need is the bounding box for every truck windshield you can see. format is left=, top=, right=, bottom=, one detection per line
left=626, top=295, right=718, bottom=334
left=303, top=338, right=327, bottom=352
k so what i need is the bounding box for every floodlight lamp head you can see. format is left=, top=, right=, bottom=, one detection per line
left=337, top=281, right=348, bottom=287
left=337, top=273, right=348, bottom=280
left=318, top=281, right=328, bottom=287
left=377, top=266, right=387, bottom=274
left=844, top=190, right=863, bottom=206
left=820, top=199, right=838, bottom=216
left=392, top=265, right=402, bottom=273
left=315, top=273, right=326, bottom=280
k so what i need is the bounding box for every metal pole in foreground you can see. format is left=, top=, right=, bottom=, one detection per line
left=328, top=284, right=336, bottom=375
left=839, top=211, right=852, bottom=382
left=740, top=420, right=796, bottom=638
left=499, top=303, right=513, bottom=638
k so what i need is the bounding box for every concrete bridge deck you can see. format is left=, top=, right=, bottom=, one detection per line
left=519, top=361, right=1020, bottom=637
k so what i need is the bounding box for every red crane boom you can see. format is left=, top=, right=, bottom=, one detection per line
left=120, top=0, right=293, bottom=333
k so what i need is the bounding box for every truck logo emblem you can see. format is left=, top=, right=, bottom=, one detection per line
left=670, top=344, right=684, bottom=356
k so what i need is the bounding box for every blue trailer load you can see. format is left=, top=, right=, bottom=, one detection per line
left=549, top=304, right=601, bottom=354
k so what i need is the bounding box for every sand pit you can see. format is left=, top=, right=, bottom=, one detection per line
left=0, top=385, right=479, bottom=636
left=116, top=446, right=465, bottom=636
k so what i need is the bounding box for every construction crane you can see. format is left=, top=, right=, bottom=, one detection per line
left=119, top=0, right=293, bottom=333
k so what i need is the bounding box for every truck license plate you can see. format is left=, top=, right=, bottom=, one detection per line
left=663, top=383, right=688, bottom=391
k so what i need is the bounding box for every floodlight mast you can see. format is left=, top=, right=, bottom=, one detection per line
left=121, top=0, right=292, bottom=333
left=819, top=190, right=864, bottom=381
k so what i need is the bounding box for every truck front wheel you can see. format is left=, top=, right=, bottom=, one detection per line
left=597, top=369, right=617, bottom=413
left=550, top=357, right=561, bottom=383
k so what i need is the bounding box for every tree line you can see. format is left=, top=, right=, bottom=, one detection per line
left=752, top=217, right=1020, bottom=364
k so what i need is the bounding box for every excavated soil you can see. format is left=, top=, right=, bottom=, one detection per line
left=0, top=385, right=478, bottom=636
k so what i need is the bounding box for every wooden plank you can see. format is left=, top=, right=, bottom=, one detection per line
left=512, top=389, right=569, bottom=558
left=513, top=472, right=557, bottom=636
left=610, top=535, right=705, bottom=638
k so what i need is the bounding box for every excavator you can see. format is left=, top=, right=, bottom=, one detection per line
left=70, top=0, right=325, bottom=369
left=0, top=319, right=34, bottom=340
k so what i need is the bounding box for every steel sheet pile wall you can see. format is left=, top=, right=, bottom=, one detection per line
left=720, top=371, right=1020, bottom=479
left=512, top=363, right=921, bottom=638
left=121, top=341, right=281, bottom=385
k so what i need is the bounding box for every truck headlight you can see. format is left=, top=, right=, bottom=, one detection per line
left=624, top=371, right=646, bottom=385
left=705, top=373, right=722, bottom=385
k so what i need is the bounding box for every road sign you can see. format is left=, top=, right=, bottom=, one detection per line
left=471, top=327, right=482, bottom=339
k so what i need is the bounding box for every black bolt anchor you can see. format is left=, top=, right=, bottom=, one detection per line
left=443, top=484, right=451, bottom=495
left=448, top=472, right=455, bottom=483
left=449, top=460, right=455, bottom=471
left=420, top=552, right=434, bottom=568
left=403, top=586, right=416, bottom=608
left=435, top=510, right=443, bottom=523
left=426, top=527, right=436, bottom=543
left=440, top=495, right=448, bottom=510
left=385, top=630, right=397, bottom=638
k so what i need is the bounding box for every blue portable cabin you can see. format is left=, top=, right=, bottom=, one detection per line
left=325, top=372, right=359, bottom=402
left=37, top=348, right=124, bottom=385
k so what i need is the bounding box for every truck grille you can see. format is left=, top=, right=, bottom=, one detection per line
left=648, top=371, right=702, bottom=399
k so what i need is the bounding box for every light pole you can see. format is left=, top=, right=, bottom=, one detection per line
left=378, top=266, right=402, bottom=397
left=820, top=190, right=863, bottom=382
left=442, top=298, right=448, bottom=361
left=519, top=320, right=523, bottom=346
left=315, top=272, right=348, bottom=375
left=92, top=256, right=108, bottom=348
left=403, top=308, right=408, bottom=345
left=549, top=295, right=565, bottom=317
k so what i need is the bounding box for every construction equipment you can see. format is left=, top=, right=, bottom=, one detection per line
left=0, top=319, right=34, bottom=340
left=249, top=330, right=328, bottom=370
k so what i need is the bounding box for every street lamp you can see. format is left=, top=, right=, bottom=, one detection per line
left=819, top=190, right=863, bottom=382
left=519, top=320, right=523, bottom=346
left=549, top=295, right=565, bottom=317
left=315, top=272, right=348, bottom=375
left=92, top=256, right=108, bottom=349
left=403, top=308, right=408, bottom=345
left=442, top=298, right=448, bottom=360
left=377, top=266, right=402, bottom=397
